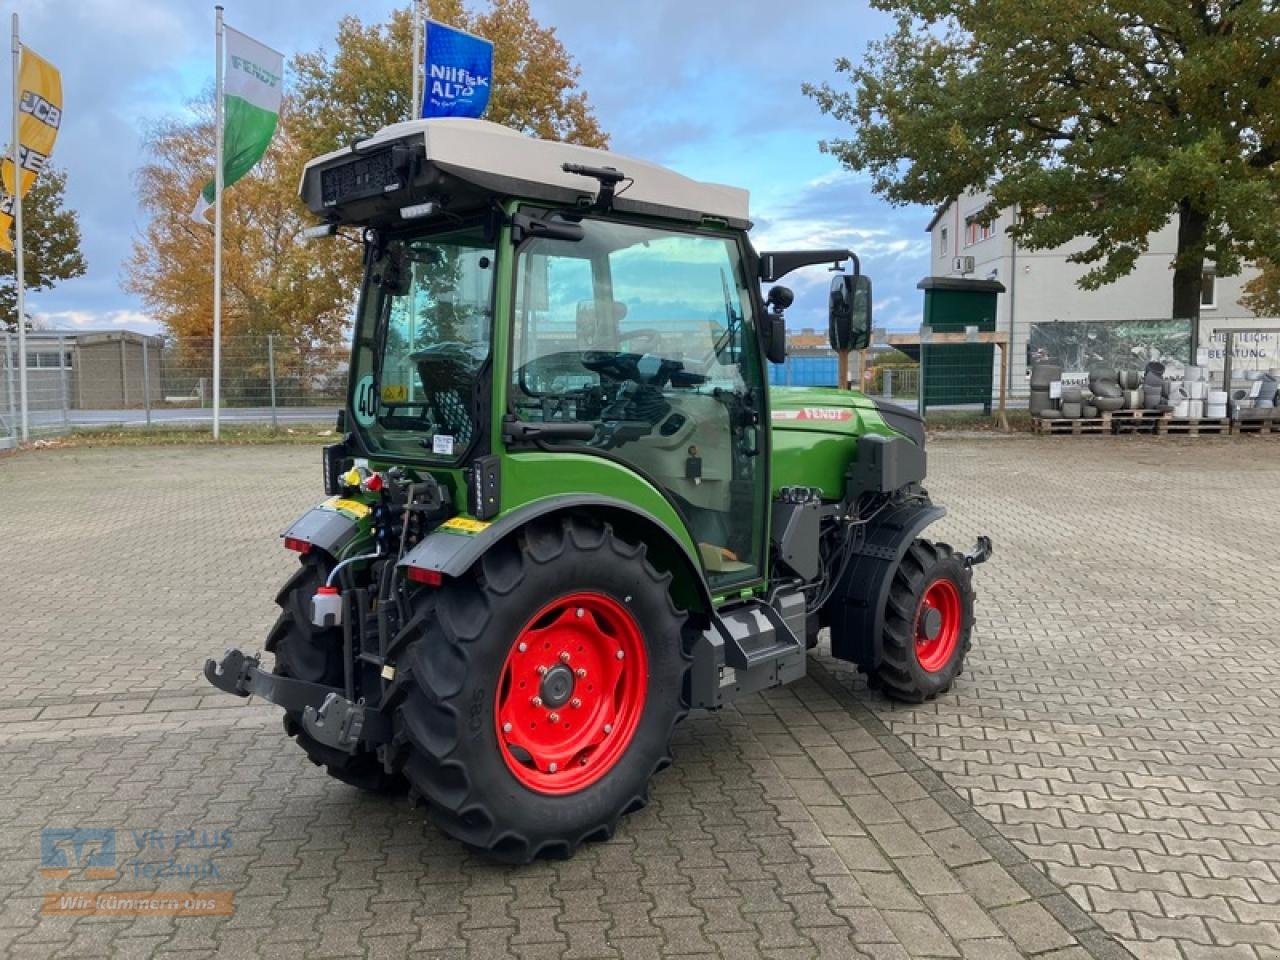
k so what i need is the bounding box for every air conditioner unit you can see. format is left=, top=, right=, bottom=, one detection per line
left=953, top=256, right=975, bottom=275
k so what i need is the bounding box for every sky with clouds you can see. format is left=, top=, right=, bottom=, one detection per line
left=11, top=0, right=932, bottom=335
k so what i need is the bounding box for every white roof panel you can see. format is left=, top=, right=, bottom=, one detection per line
left=302, top=118, right=751, bottom=227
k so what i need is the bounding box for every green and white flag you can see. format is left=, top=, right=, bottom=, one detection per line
left=191, top=25, right=284, bottom=222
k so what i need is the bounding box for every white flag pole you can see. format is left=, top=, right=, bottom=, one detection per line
left=412, top=1, right=429, bottom=121
left=212, top=4, right=224, bottom=439
left=11, top=12, right=27, bottom=443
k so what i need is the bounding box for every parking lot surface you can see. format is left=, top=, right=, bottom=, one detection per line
left=0, top=436, right=1276, bottom=958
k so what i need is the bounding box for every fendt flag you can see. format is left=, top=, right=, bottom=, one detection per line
left=191, top=25, right=283, bottom=221
left=0, top=47, right=62, bottom=253
left=421, top=21, right=493, bottom=119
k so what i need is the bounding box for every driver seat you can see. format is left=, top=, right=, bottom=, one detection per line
left=576, top=300, right=628, bottom=350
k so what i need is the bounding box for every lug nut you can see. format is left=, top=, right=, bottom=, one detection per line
left=603, top=723, right=613, bottom=734
left=616, top=650, right=625, bottom=660
left=571, top=698, right=581, bottom=709
left=575, top=668, right=587, bottom=678
left=537, top=665, right=548, bottom=676
left=517, top=642, right=527, bottom=653
left=549, top=762, right=558, bottom=773
left=531, top=696, right=542, bottom=707
left=575, top=608, right=584, bottom=618
left=502, top=722, right=512, bottom=733
left=548, top=712, right=560, bottom=723
left=559, top=651, right=571, bottom=663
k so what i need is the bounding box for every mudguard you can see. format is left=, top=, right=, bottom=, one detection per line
left=281, top=497, right=371, bottom=558
left=399, top=495, right=714, bottom=612
left=826, top=499, right=946, bottom=671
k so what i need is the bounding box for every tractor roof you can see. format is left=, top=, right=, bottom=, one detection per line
left=300, top=118, right=751, bottom=230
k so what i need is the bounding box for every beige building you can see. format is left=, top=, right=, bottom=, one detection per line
left=0, top=330, right=164, bottom=412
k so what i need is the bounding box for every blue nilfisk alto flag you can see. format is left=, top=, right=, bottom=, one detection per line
left=421, top=21, right=493, bottom=119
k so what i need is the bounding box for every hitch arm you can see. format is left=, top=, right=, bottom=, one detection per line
left=964, top=536, right=993, bottom=568
left=202, top=649, right=392, bottom=751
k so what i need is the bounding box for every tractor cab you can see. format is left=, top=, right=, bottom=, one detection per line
left=205, top=118, right=988, bottom=863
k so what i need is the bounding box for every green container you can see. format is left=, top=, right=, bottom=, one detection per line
left=917, top=277, right=1004, bottom=412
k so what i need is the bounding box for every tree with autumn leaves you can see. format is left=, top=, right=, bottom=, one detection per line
left=127, top=1, right=606, bottom=348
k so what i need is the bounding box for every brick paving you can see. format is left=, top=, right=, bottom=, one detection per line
left=0, top=436, right=1274, bottom=957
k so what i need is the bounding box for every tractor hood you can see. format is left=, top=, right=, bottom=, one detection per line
left=769, top=388, right=924, bottom=499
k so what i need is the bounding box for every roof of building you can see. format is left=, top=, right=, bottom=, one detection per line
left=302, top=118, right=751, bottom=229
left=22, top=329, right=163, bottom=345
left=924, top=201, right=951, bottom=233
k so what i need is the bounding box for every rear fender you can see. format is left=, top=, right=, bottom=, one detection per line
left=400, top=496, right=714, bottom=615
left=826, top=500, right=946, bottom=671
left=281, top=497, right=373, bottom=560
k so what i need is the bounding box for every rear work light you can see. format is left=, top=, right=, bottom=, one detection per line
left=283, top=537, right=312, bottom=554
left=405, top=566, right=443, bottom=587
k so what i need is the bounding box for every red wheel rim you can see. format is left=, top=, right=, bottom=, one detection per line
left=495, top=592, right=648, bottom=795
left=915, top=578, right=961, bottom=674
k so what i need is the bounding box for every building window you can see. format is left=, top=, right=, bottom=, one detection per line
left=1200, top=271, right=1216, bottom=309
left=25, top=350, right=73, bottom=369
left=964, top=217, right=993, bottom=246
left=940, top=227, right=948, bottom=255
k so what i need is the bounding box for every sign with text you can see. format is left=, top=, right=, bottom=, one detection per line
left=421, top=21, right=493, bottom=119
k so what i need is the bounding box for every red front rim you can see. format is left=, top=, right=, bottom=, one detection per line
left=495, top=592, right=648, bottom=795
left=915, top=578, right=962, bottom=674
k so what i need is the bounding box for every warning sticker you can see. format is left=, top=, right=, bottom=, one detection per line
left=440, top=516, right=491, bottom=535
left=771, top=408, right=854, bottom=422
left=320, top=497, right=371, bottom=520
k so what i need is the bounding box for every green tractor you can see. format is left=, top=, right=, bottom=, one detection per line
left=205, top=118, right=991, bottom=862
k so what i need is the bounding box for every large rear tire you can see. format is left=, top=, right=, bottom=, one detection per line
left=389, top=516, right=691, bottom=862
left=873, top=539, right=974, bottom=702
left=266, top=554, right=405, bottom=793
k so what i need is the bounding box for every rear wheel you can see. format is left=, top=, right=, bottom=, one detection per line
left=266, top=554, right=404, bottom=792
left=390, top=516, right=691, bottom=862
left=873, top=540, right=974, bottom=702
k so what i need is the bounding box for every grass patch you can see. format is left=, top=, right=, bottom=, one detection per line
left=40, top=424, right=338, bottom=448
left=925, top=408, right=1032, bottom=433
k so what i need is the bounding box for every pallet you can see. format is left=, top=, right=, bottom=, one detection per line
left=1034, top=410, right=1247, bottom=438
left=1156, top=416, right=1230, bottom=437
left=1232, top=415, right=1276, bottom=435
left=1033, top=414, right=1112, bottom=435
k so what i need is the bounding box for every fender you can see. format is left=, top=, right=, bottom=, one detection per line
left=826, top=499, right=946, bottom=671
left=281, top=497, right=372, bottom=558
left=399, top=495, right=714, bottom=613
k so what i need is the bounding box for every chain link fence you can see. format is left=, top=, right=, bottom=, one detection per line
left=0, top=333, right=346, bottom=442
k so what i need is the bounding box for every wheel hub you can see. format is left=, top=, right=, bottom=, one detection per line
left=920, top=607, right=943, bottom=641
left=495, top=592, right=649, bottom=795
left=914, top=578, right=962, bottom=674
left=539, top=664, right=575, bottom=708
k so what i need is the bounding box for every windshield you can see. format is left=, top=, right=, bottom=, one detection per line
left=349, top=226, right=495, bottom=459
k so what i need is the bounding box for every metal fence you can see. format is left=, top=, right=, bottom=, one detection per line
left=0, top=334, right=346, bottom=442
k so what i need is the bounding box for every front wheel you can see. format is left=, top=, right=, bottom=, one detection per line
left=873, top=540, right=974, bottom=702
left=391, top=516, right=691, bottom=862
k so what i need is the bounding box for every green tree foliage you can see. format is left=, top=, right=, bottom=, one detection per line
left=1, top=166, right=87, bottom=331
left=805, top=1, right=1280, bottom=331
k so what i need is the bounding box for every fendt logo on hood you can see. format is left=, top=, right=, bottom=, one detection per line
left=771, top=408, right=853, bottom=422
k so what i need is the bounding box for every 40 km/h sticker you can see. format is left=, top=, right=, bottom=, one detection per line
left=771, top=408, right=854, bottom=422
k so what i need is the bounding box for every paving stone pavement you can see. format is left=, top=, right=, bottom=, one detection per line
left=0, top=436, right=1272, bottom=958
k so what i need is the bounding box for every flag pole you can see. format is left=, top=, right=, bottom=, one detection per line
left=212, top=4, right=224, bottom=439
left=11, top=12, right=26, bottom=443
left=412, top=1, right=429, bottom=120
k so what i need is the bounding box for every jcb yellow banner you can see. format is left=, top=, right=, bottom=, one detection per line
left=0, top=47, right=62, bottom=254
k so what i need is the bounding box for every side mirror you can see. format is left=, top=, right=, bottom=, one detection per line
left=829, top=274, right=872, bottom=351
left=764, top=285, right=792, bottom=365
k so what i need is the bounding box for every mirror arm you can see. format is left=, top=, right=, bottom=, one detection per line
left=758, top=249, right=860, bottom=283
